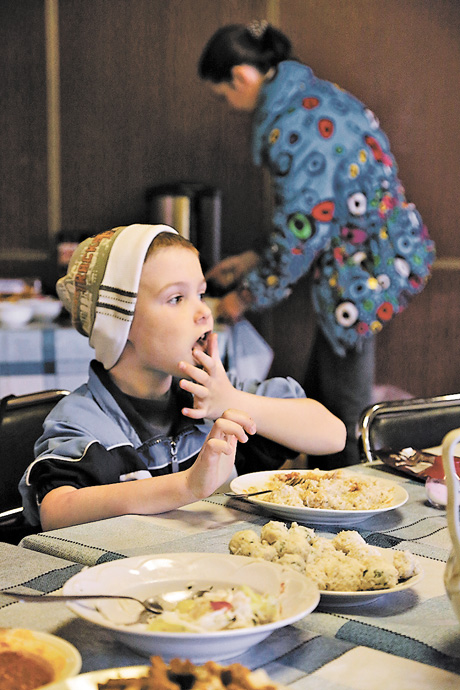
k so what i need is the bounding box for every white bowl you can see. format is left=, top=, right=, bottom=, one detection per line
left=62, top=552, right=320, bottom=662
left=30, top=298, right=62, bottom=322
left=0, top=301, right=34, bottom=327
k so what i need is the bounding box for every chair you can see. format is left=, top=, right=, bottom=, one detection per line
left=359, top=393, right=460, bottom=464
left=0, top=389, right=69, bottom=544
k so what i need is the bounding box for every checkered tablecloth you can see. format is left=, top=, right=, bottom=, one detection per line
left=16, top=463, right=460, bottom=678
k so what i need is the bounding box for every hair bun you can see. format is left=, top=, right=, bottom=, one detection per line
left=247, top=19, right=268, bottom=40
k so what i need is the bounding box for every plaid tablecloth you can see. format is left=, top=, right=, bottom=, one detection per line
left=15, top=463, right=460, bottom=681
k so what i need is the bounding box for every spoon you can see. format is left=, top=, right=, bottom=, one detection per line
left=0, top=590, right=164, bottom=614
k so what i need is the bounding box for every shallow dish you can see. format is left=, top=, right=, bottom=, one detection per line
left=229, top=470, right=408, bottom=525
left=319, top=567, right=424, bottom=607
left=29, top=666, right=149, bottom=690
left=0, top=628, right=81, bottom=685
left=36, top=664, right=285, bottom=690
left=62, top=552, right=319, bottom=662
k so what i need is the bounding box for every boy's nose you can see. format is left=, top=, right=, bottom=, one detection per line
left=197, top=299, right=213, bottom=323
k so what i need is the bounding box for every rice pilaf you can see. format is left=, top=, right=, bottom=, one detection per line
left=252, top=469, right=396, bottom=510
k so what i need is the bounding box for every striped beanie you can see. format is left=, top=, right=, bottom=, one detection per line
left=56, top=224, right=178, bottom=369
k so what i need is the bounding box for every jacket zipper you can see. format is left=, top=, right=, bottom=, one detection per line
left=170, top=439, right=178, bottom=472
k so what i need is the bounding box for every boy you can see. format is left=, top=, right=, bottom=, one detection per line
left=19, top=224, right=345, bottom=530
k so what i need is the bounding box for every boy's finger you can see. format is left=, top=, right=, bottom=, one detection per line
left=179, top=361, right=209, bottom=384
left=211, top=417, right=251, bottom=443
left=206, top=332, right=219, bottom=358
left=221, top=409, right=256, bottom=435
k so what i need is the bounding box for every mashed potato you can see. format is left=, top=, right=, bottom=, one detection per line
left=229, top=522, right=419, bottom=592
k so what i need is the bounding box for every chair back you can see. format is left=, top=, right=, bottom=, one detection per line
left=360, top=394, right=460, bottom=463
left=0, top=389, right=69, bottom=535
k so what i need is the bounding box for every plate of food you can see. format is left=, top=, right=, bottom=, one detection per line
left=0, top=627, right=81, bottom=689
left=62, top=552, right=319, bottom=662
left=228, top=520, right=423, bottom=607
left=229, top=469, right=408, bottom=525
left=39, top=656, right=285, bottom=690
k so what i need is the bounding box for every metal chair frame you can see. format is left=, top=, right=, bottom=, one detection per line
left=360, top=393, right=460, bottom=464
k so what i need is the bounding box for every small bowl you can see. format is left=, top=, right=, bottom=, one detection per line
left=0, top=301, right=34, bottom=327
left=30, top=298, right=62, bottom=322
left=0, top=627, right=82, bottom=686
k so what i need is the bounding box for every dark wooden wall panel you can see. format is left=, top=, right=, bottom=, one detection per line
left=0, top=1, right=49, bottom=278
left=58, top=0, right=268, bottom=258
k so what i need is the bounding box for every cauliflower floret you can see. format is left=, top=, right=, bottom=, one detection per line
left=309, top=536, right=337, bottom=560
left=289, top=522, right=315, bottom=544
left=260, top=520, right=289, bottom=545
left=360, top=555, right=399, bottom=590
left=332, top=530, right=367, bottom=553
left=229, top=530, right=277, bottom=561
left=307, top=551, right=363, bottom=591
left=276, top=553, right=307, bottom=574
left=392, top=550, right=418, bottom=580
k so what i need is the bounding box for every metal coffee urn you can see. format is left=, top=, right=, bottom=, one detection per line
left=146, top=181, right=221, bottom=272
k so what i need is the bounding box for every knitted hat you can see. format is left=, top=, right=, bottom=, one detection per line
left=56, top=223, right=178, bottom=369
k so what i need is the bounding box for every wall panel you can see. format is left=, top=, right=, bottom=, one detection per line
left=0, top=1, right=50, bottom=281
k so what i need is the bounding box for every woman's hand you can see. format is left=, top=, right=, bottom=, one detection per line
left=206, top=250, right=259, bottom=289
left=179, top=332, right=237, bottom=420
left=214, top=291, right=248, bottom=323
left=185, top=409, right=256, bottom=499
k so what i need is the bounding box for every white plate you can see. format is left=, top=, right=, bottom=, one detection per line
left=39, top=664, right=284, bottom=690
left=229, top=470, right=408, bottom=525
left=62, top=553, right=319, bottom=662
left=33, top=666, right=149, bottom=690
left=319, top=568, right=424, bottom=607
left=0, top=628, right=81, bottom=682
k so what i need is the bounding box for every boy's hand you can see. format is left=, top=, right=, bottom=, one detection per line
left=185, top=409, right=256, bottom=499
left=179, top=333, right=237, bottom=420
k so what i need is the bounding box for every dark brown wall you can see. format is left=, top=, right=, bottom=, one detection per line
left=2, top=0, right=460, bottom=398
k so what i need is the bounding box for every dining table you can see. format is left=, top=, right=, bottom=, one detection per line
left=1, top=460, right=460, bottom=689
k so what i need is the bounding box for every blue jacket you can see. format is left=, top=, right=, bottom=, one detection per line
left=19, top=361, right=305, bottom=526
left=242, top=61, right=435, bottom=356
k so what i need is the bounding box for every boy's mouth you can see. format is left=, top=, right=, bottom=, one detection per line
left=193, top=330, right=211, bottom=353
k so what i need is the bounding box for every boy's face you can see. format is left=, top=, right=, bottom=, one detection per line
left=126, top=246, right=213, bottom=381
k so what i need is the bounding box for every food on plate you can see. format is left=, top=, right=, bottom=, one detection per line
left=0, top=627, right=80, bottom=690
left=97, top=655, right=281, bottom=690
left=0, top=650, right=54, bottom=690
left=229, top=521, right=419, bottom=592
left=249, top=469, right=397, bottom=510
left=145, top=584, right=280, bottom=633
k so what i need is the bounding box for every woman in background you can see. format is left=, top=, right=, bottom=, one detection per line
left=198, top=21, right=434, bottom=468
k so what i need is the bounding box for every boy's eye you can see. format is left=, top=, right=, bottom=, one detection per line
left=169, top=295, right=183, bottom=305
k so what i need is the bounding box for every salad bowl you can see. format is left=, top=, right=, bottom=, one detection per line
left=62, top=552, right=319, bottom=662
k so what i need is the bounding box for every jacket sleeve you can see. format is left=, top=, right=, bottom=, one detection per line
left=19, top=441, right=151, bottom=527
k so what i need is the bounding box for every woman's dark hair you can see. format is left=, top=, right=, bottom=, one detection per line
left=198, top=23, right=292, bottom=83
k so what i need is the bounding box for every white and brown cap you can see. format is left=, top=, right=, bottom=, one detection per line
left=56, top=223, right=178, bottom=369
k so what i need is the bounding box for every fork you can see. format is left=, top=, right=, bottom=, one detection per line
left=225, top=474, right=305, bottom=499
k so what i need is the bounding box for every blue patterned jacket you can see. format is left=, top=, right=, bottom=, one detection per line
left=242, top=61, right=435, bottom=356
